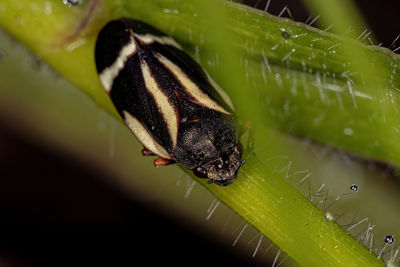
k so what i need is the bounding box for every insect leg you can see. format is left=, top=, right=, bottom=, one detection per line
left=141, top=148, right=156, bottom=156
left=239, top=121, right=255, bottom=159
left=154, top=158, right=175, bottom=167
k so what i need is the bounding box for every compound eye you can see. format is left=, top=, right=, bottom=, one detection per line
left=193, top=166, right=208, bottom=178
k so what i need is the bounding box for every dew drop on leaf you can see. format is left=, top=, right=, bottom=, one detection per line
left=350, top=184, right=358, bottom=192
left=384, top=235, right=395, bottom=244
left=63, top=0, right=81, bottom=6
left=281, top=30, right=290, bottom=40
left=324, top=212, right=334, bottom=222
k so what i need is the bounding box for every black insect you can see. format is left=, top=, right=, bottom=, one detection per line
left=95, top=18, right=244, bottom=186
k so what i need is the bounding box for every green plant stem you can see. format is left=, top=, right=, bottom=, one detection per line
left=0, top=0, right=392, bottom=265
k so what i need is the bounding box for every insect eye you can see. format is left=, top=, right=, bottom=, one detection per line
left=193, top=166, right=208, bottom=178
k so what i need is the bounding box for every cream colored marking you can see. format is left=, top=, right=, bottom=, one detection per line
left=99, top=36, right=137, bottom=92
left=123, top=111, right=171, bottom=159
left=141, top=61, right=178, bottom=146
left=155, top=54, right=231, bottom=115
left=205, top=72, right=235, bottom=111
left=134, top=33, right=182, bottom=50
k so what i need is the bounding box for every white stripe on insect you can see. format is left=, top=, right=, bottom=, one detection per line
left=141, top=61, right=179, bottom=146
left=155, top=54, right=231, bottom=115
left=123, top=111, right=171, bottom=159
left=99, top=36, right=137, bottom=92
left=205, top=72, right=235, bottom=111
left=134, top=33, right=182, bottom=50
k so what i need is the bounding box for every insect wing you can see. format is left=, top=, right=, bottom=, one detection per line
left=95, top=20, right=176, bottom=157
left=147, top=41, right=235, bottom=114
left=95, top=18, right=236, bottom=159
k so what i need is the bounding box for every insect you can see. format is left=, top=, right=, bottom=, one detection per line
left=95, top=18, right=244, bottom=186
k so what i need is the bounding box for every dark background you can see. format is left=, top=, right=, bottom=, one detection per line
left=1, top=1, right=399, bottom=266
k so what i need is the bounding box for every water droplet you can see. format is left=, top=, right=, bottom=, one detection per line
left=63, top=0, right=81, bottom=6
left=350, top=184, right=358, bottom=192
left=281, top=30, right=291, bottom=39
left=385, top=235, right=395, bottom=244
left=344, top=128, right=354, bottom=136
left=44, top=2, right=52, bottom=14
left=163, top=8, right=179, bottom=14
left=324, top=212, right=334, bottom=221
